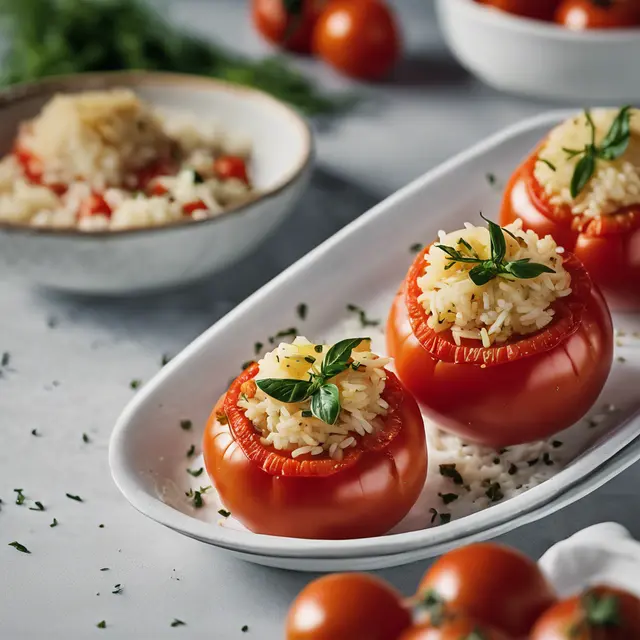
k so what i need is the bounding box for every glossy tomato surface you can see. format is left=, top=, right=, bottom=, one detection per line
left=286, top=573, right=411, bottom=640
left=387, top=247, right=613, bottom=447
left=555, top=0, right=640, bottom=28
left=417, top=543, right=556, bottom=638
left=478, top=0, right=561, bottom=21
left=252, top=0, right=327, bottom=53
left=500, top=150, right=640, bottom=310
left=202, top=364, right=427, bottom=539
left=530, top=585, right=640, bottom=639
left=312, top=0, right=400, bottom=80
left=213, top=155, right=249, bottom=183
left=399, top=616, right=513, bottom=640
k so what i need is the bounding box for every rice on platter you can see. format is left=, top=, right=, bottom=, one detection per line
left=0, top=89, right=255, bottom=231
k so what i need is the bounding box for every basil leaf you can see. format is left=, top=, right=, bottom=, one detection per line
left=570, top=152, right=596, bottom=198
left=481, top=213, right=506, bottom=263
left=321, top=338, right=364, bottom=379
left=468, top=264, right=497, bottom=286
left=310, top=383, right=341, bottom=425
left=599, top=105, right=632, bottom=160
left=504, top=260, right=555, bottom=279
left=256, top=378, right=313, bottom=403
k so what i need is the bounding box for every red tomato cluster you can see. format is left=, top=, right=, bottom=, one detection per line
left=251, top=0, right=400, bottom=80
left=478, top=0, right=640, bottom=28
left=285, top=542, right=640, bottom=640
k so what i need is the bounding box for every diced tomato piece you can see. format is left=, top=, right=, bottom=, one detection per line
left=183, top=200, right=208, bottom=216
left=150, top=182, right=169, bottom=196
left=78, top=193, right=112, bottom=219
left=213, top=155, right=249, bottom=183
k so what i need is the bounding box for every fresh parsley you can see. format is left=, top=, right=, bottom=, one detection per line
left=29, top=501, right=45, bottom=511
left=186, top=486, right=211, bottom=509
left=436, top=214, right=554, bottom=286
left=8, top=541, right=30, bottom=553
left=97, top=621, right=106, bottom=629
left=439, top=464, right=464, bottom=486
left=218, top=509, right=231, bottom=518
left=66, top=493, right=83, bottom=502
left=438, top=493, right=459, bottom=505
left=187, top=467, right=204, bottom=477
left=256, top=338, right=366, bottom=425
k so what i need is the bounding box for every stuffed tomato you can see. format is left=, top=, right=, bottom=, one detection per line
left=500, top=107, right=640, bottom=310
left=202, top=337, right=427, bottom=539
left=387, top=217, right=613, bottom=448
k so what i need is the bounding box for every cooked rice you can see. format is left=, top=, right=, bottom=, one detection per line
left=418, top=219, right=571, bottom=345
left=535, top=108, right=640, bottom=217
left=238, top=337, right=389, bottom=460
left=0, top=89, right=255, bottom=231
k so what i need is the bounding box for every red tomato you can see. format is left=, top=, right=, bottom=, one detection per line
left=252, top=0, right=327, bottom=53
left=14, top=142, right=67, bottom=195
left=478, top=0, right=561, bottom=21
left=312, top=0, right=400, bottom=80
left=202, top=363, right=427, bottom=539
left=213, top=155, right=249, bottom=184
left=182, top=200, right=208, bottom=216
left=555, top=0, right=640, bottom=29
left=417, top=543, right=556, bottom=638
left=286, top=573, right=411, bottom=640
left=386, top=245, right=613, bottom=447
left=500, top=149, right=640, bottom=310
left=134, top=157, right=177, bottom=191
left=78, top=193, right=112, bottom=219
left=530, top=585, right=640, bottom=639
left=399, top=615, right=513, bottom=640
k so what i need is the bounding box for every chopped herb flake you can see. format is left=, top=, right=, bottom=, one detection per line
left=552, top=440, right=563, bottom=448
left=97, top=621, right=106, bottom=629
left=186, top=445, right=196, bottom=458
left=14, top=488, right=25, bottom=505
left=187, top=467, right=204, bottom=478
left=171, top=619, right=186, bottom=627
left=8, top=541, right=30, bottom=553
left=304, top=356, right=316, bottom=364
left=439, top=493, right=459, bottom=505
left=218, top=509, right=231, bottom=518
left=242, top=625, right=249, bottom=633
left=301, top=410, right=313, bottom=418
left=439, top=463, right=464, bottom=485
left=66, top=493, right=83, bottom=502
left=31, top=429, right=39, bottom=436
left=254, top=342, right=263, bottom=355
left=537, top=158, right=557, bottom=171
left=429, top=508, right=438, bottom=524
left=410, top=243, right=423, bottom=253
left=314, top=345, right=323, bottom=353
left=508, top=463, right=518, bottom=475
left=130, top=379, right=142, bottom=389
left=296, top=303, right=308, bottom=320
left=542, top=452, right=554, bottom=466
left=99, top=524, right=105, bottom=528
left=50, top=518, right=58, bottom=528
left=527, top=458, right=539, bottom=467
left=486, top=172, right=497, bottom=186
left=180, top=420, right=192, bottom=431
left=485, top=483, right=504, bottom=502
left=112, top=584, right=123, bottom=594
left=82, top=433, right=90, bottom=444
left=161, top=354, right=171, bottom=366
left=1, top=352, right=9, bottom=367
left=439, top=513, right=452, bottom=525
left=29, top=501, right=45, bottom=511
left=346, top=304, right=380, bottom=328
left=100, top=567, right=110, bottom=571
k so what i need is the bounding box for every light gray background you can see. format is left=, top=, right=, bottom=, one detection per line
left=1, top=1, right=636, bottom=638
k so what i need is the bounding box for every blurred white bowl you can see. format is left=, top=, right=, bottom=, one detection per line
left=436, top=0, right=640, bottom=102
left=0, top=72, right=313, bottom=295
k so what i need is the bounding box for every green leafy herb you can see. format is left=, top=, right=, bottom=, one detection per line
left=562, top=106, right=633, bottom=198
left=8, top=541, right=30, bottom=553
left=171, top=619, right=186, bottom=628
left=537, top=158, right=556, bottom=172
left=296, top=303, right=308, bottom=321
left=187, top=467, right=204, bottom=477
left=439, top=464, right=464, bottom=486
left=180, top=419, right=192, bottom=431
left=314, top=345, right=323, bottom=353
left=50, top=518, right=58, bottom=528
left=97, top=621, right=106, bottom=629
left=1, top=351, right=9, bottom=367
left=130, top=379, right=141, bottom=390
left=218, top=509, right=231, bottom=518
left=582, top=590, right=621, bottom=627
left=186, top=444, right=196, bottom=458
left=29, top=501, right=45, bottom=511
left=66, top=493, right=83, bottom=502
left=438, top=493, right=459, bottom=505
left=436, top=214, right=554, bottom=287
left=346, top=304, right=380, bottom=328
left=82, top=433, right=90, bottom=444
left=256, top=338, right=365, bottom=426
left=186, top=486, right=211, bottom=509
left=485, top=483, right=504, bottom=503
left=14, top=488, right=25, bottom=505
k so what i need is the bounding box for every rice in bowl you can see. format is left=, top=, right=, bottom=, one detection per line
left=0, top=89, right=256, bottom=232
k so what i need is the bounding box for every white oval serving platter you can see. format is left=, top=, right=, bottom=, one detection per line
left=110, top=111, right=640, bottom=572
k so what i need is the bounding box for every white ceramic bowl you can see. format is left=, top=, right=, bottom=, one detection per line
left=0, top=72, right=313, bottom=295
left=436, top=0, right=640, bottom=102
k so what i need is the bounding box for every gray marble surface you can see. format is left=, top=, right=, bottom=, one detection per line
left=1, top=1, right=638, bottom=638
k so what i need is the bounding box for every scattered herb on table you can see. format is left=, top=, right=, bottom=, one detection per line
left=187, top=467, right=204, bottom=478
left=296, top=303, right=308, bottom=321
left=66, top=493, right=83, bottom=502
left=31, top=429, right=39, bottom=436
left=486, top=173, right=497, bottom=186
left=8, top=541, right=30, bottom=553
left=410, top=243, right=423, bottom=253
left=439, top=463, right=464, bottom=486
left=112, top=584, right=123, bottom=595
left=254, top=342, right=264, bottom=355
left=50, top=518, right=58, bottom=527
left=82, top=433, right=90, bottom=444
left=186, top=486, right=211, bottom=509
left=242, top=625, right=249, bottom=633
left=130, top=379, right=142, bottom=390
left=29, top=501, right=45, bottom=511
left=218, top=509, right=231, bottom=518
left=14, top=488, right=25, bottom=505
left=100, top=567, right=110, bottom=572
left=161, top=354, right=172, bottom=366
left=97, top=621, right=106, bottom=629
left=438, top=493, right=458, bottom=505
left=180, top=419, right=192, bottom=431
left=562, top=106, right=632, bottom=198
left=1, top=352, right=9, bottom=367
left=346, top=304, right=380, bottom=328
left=269, top=328, right=298, bottom=344
left=256, top=338, right=366, bottom=425
left=186, top=444, right=196, bottom=458
left=485, top=482, right=504, bottom=503
left=436, top=214, right=554, bottom=286
left=171, top=619, right=186, bottom=627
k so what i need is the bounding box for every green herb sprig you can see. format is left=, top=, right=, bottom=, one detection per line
left=561, top=106, right=632, bottom=198
left=436, top=214, right=554, bottom=286
left=256, top=338, right=366, bottom=426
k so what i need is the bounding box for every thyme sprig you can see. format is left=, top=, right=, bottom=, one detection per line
left=436, top=214, right=554, bottom=286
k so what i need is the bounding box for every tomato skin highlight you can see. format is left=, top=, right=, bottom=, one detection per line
left=286, top=573, right=411, bottom=640
left=418, top=543, right=556, bottom=638
left=213, top=155, right=249, bottom=183
left=202, top=367, right=427, bottom=539
left=312, top=0, right=400, bottom=80
left=478, top=0, right=561, bottom=21
left=530, top=585, right=640, bottom=640
left=252, top=0, right=327, bottom=53
left=399, top=616, right=514, bottom=640
left=500, top=149, right=640, bottom=311
left=555, top=0, right=640, bottom=29
left=387, top=247, right=613, bottom=447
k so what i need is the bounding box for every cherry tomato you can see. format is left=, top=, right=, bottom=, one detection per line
left=252, top=0, right=327, bottom=53
left=202, top=363, right=427, bottom=539
left=213, top=155, right=249, bottom=183
left=478, top=0, right=561, bottom=21
left=312, top=0, right=400, bottom=80
left=500, top=148, right=640, bottom=310
left=286, top=573, right=411, bottom=640
left=182, top=200, right=208, bottom=216
left=386, top=245, right=613, bottom=447
left=531, top=585, right=640, bottom=639
left=417, top=543, right=556, bottom=638
left=555, top=0, right=640, bottom=29
left=78, top=193, right=112, bottom=219
left=399, top=615, right=513, bottom=640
